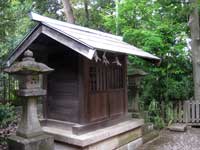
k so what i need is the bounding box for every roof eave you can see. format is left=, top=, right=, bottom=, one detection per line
left=4, top=24, right=96, bottom=67
left=96, top=48, right=161, bottom=64
left=4, top=24, right=42, bottom=67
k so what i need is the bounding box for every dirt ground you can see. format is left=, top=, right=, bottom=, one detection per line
left=138, top=127, right=200, bottom=150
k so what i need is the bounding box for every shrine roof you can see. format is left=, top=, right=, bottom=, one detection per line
left=5, top=12, right=160, bottom=66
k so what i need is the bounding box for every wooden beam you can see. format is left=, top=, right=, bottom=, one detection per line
left=29, top=43, right=50, bottom=52
left=72, top=114, right=131, bottom=135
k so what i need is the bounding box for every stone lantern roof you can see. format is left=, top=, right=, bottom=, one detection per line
left=128, top=68, right=148, bottom=78
left=4, top=50, right=54, bottom=75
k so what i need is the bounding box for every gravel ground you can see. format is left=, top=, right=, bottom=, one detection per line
left=138, top=127, right=200, bottom=150
left=0, top=108, right=42, bottom=150
left=0, top=121, right=17, bottom=150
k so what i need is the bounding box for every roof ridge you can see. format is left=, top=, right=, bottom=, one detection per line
left=29, top=12, right=123, bottom=41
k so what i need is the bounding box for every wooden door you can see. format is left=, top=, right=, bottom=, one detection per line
left=88, top=61, right=125, bottom=122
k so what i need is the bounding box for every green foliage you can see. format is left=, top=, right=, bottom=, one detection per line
left=144, top=99, right=165, bottom=129
left=0, top=0, right=64, bottom=62
left=100, top=0, right=193, bottom=128
left=165, top=102, right=174, bottom=125
left=154, top=116, right=165, bottom=129
left=0, top=103, right=16, bottom=128
left=123, top=29, right=163, bottom=52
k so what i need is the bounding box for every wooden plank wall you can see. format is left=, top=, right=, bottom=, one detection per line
left=46, top=50, right=79, bottom=123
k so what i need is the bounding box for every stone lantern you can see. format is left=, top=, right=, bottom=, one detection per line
left=128, top=68, right=148, bottom=118
left=4, top=50, right=54, bottom=150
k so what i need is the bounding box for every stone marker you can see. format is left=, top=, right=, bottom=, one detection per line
left=4, top=50, right=54, bottom=150
left=167, top=123, right=187, bottom=132
left=128, top=68, right=148, bottom=118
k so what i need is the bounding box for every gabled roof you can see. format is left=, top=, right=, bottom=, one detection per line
left=6, top=12, right=160, bottom=66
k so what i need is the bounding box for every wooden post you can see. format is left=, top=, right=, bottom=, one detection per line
left=195, top=101, right=198, bottom=122
left=183, top=101, right=187, bottom=123
left=3, top=76, right=6, bottom=102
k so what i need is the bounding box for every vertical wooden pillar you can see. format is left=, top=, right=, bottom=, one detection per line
left=124, top=55, right=128, bottom=114
left=79, top=57, right=89, bottom=124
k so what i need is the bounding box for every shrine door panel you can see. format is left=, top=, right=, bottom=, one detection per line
left=88, top=93, right=109, bottom=122
left=108, top=90, right=124, bottom=118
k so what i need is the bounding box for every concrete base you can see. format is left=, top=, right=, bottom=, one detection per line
left=142, top=123, right=159, bottom=144
left=43, top=119, right=144, bottom=150
left=117, top=138, right=143, bottom=150
left=8, top=134, right=54, bottom=150
left=142, top=130, right=159, bottom=144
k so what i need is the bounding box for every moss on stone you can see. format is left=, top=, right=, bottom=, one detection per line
left=118, top=127, right=142, bottom=146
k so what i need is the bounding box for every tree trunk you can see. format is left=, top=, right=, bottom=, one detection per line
left=61, top=0, right=75, bottom=24
left=84, top=0, right=89, bottom=27
left=189, top=0, right=200, bottom=100
left=115, top=0, right=119, bottom=35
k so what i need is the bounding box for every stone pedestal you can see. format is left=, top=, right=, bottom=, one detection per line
left=132, top=112, right=141, bottom=118
left=8, top=96, right=55, bottom=150
left=129, top=81, right=141, bottom=118
left=8, top=134, right=54, bottom=150
left=16, top=97, right=43, bottom=138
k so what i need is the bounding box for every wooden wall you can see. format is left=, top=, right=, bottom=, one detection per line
left=84, top=54, right=128, bottom=123
left=46, top=50, right=80, bottom=122
left=29, top=35, right=128, bottom=125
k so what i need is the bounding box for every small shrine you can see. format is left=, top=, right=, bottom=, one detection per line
left=5, top=12, right=160, bottom=150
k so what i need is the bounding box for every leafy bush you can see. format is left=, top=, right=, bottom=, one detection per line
left=0, top=103, right=16, bottom=128
left=146, top=99, right=164, bottom=129
left=140, top=99, right=166, bottom=129
left=154, top=116, right=165, bottom=129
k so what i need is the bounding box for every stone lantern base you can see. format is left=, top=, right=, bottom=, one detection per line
left=8, top=134, right=54, bottom=150
left=132, top=112, right=141, bottom=118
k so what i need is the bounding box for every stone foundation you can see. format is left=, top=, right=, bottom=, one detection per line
left=43, top=119, right=144, bottom=150
left=117, top=138, right=143, bottom=150
left=85, top=127, right=142, bottom=150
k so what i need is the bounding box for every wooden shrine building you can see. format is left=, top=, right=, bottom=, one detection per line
left=5, top=12, right=160, bottom=149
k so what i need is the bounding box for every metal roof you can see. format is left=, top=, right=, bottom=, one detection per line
left=29, top=12, right=160, bottom=62
left=6, top=12, right=160, bottom=66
